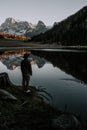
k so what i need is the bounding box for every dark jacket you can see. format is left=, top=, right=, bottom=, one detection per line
left=21, top=59, right=32, bottom=76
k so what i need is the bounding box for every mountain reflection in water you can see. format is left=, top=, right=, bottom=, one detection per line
left=0, top=49, right=87, bottom=119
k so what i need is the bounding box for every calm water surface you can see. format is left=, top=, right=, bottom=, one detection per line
left=0, top=49, right=87, bottom=119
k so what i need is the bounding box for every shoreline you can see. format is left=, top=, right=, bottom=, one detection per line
left=0, top=39, right=87, bottom=51
left=0, top=78, right=84, bottom=130
left=0, top=66, right=86, bottom=130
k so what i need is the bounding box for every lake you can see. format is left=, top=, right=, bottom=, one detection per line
left=0, top=48, right=87, bottom=119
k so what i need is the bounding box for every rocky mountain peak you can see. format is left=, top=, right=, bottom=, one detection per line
left=0, top=18, right=49, bottom=37
left=37, top=20, right=46, bottom=27
left=36, top=20, right=46, bottom=29
left=4, top=17, right=16, bottom=24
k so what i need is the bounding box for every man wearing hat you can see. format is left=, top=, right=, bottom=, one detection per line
left=21, top=53, right=32, bottom=92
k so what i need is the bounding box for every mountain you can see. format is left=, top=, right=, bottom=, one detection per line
left=0, top=18, right=49, bottom=37
left=31, top=6, right=87, bottom=46
left=26, top=20, right=48, bottom=37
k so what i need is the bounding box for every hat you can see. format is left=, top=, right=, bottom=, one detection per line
left=23, top=53, right=30, bottom=58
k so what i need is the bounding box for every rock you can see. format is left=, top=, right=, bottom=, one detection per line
left=0, top=89, right=17, bottom=101
left=52, top=114, right=81, bottom=130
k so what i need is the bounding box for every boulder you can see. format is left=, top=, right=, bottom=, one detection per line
left=52, top=114, right=81, bottom=130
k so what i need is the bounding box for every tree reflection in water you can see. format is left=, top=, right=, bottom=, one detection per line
left=31, top=50, right=87, bottom=84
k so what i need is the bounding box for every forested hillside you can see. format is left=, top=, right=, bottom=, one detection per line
left=31, top=6, right=87, bottom=46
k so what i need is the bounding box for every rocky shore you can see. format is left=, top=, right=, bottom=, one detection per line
left=0, top=73, right=86, bottom=130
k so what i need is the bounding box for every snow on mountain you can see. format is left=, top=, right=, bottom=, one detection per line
left=26, top=20, right=48, bottom=37
left=0, top=17, right=49, bottom=37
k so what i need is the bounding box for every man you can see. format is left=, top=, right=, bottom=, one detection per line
left=21, top=53, right=32, bottom=92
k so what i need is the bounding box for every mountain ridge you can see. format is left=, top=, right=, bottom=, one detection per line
left=31, top=6, right=87, bottom=46
left=0, top=18, right=49, bottom=37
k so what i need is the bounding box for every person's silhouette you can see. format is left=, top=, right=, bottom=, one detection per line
left=21, top=53, right=32, bottom=92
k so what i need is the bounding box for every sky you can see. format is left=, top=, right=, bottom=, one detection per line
left=0, top=0, right=87, bottom=26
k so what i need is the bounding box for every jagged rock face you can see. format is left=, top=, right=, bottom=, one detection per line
left=26, top=20, right=48, bottom=37
left=0, top=17, right=49, bottom=37
left=3, top=18, right=16, bottom=24
left=36, top=21, right=46, bottom=30
left=0, top=18, right=31, bottom=35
